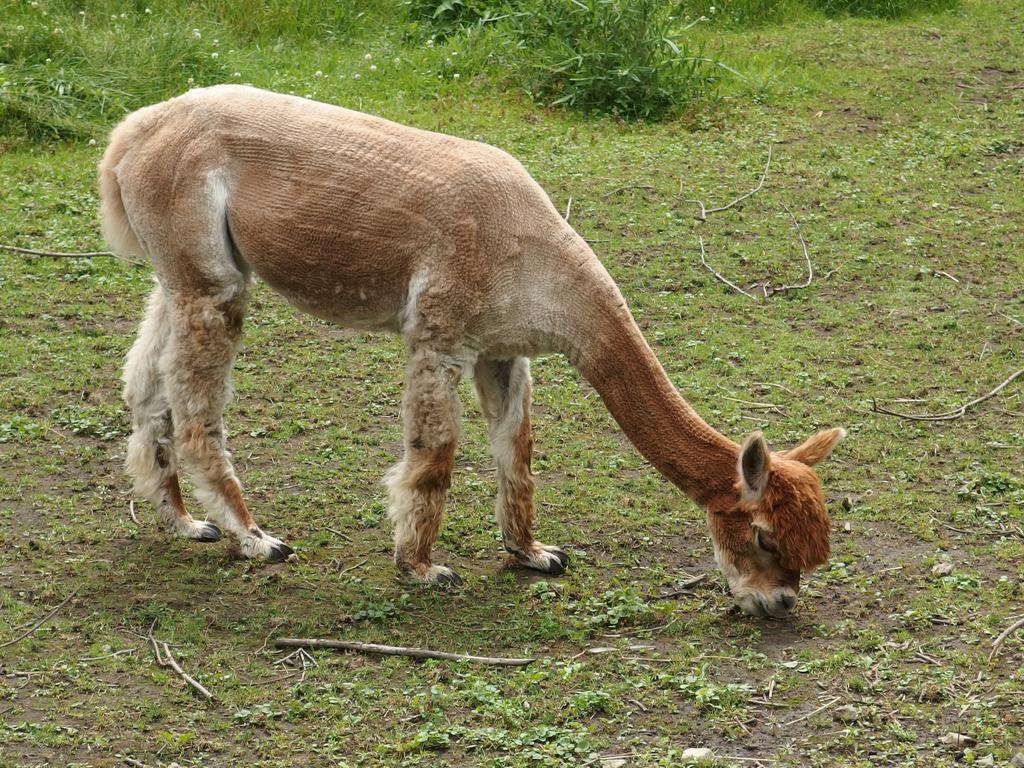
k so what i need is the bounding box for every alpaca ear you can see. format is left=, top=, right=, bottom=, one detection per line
left=781, top=427, right=847, bottom=466
left=738, top=431, right=771, bottom=502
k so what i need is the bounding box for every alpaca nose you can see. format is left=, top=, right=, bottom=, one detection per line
left=768, top=590, right=797, bottom=617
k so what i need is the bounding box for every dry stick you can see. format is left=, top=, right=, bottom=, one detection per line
left=988, top=616, right=1024, bottom=662
left=0, top=587, right=80, bottom=650
left=782, top=695, right=841, bottom=727
left=147, top=621, right=213, bottom=700
left=602, top=183, right=657, bottom=199
left=873, top=366, right=1024, bottom=421
left=0, top=242, right=145, bottom=268
left=275, top=638, right=535, bottom=667
left=697, top=235, right=758, bottom=299
left=769, top=202, right=814, bottom=295
left=128, top=499, right=140, bottom=525
left=689, top=143, right=774, bottom=222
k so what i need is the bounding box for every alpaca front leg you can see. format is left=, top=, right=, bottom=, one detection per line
left=387, top=348, right=463, bottom=585
left=474, top=357, right=569, bottom=575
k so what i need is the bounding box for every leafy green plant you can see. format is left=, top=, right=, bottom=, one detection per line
left=522, top=0, right=717, bottom=120
left=571, top=586, right=653, bottom=627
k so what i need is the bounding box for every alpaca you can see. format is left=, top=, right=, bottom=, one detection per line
left=101, top=85, right=845, bottom=618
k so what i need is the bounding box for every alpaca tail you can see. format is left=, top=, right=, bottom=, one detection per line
left=98, top=102, right=167, bottom=260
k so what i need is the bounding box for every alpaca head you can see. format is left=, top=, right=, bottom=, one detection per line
left=707, top=427, right=846, bottom=619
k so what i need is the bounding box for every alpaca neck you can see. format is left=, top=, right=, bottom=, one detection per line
left=556, top=257, right=739, bottom=506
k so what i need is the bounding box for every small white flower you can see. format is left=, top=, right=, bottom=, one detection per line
left=364, top=53, right=372, bottom=60
left=426, top=38, right=434, bottom=47
left=187, top=77, right=195, bottom=85
left=451, top=51, right=458, bottom=56
left=192, top=28, right=201, bottom=39
left=213, top=39, right=219, bottom=45
left=453, top=73, right=460, bottom=79
left=210, top=52, right=218, bottom=59
left=78, top=10, right=85, bottom=15
left=353, top=73, right=361, bottom=79
left=88, top=138, right=96, bottom=146
left=369, top=64, right=377, bottom=72
left=232, top=71, right=241, bottom=77
left=110, top=14, right=117, bottom=20
left=709, top=5, right=716, bottom=11
left=393, top=57, right=400, bottom=65
left=145, top=8, right=152, bottom=13
left=45, top=57, right=51, bottom=63
left=314, top=70, right=323, bottom=77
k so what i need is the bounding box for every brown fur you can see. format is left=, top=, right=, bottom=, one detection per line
left=104, top=86, right=844, bottom=611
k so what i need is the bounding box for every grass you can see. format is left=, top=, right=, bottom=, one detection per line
left=1, top=0, right=1023, bottom=765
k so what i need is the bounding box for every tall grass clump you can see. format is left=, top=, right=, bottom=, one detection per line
left=806, top=0, right=958, bottom=17
left=409, top=0, right=718, bottom=121
left=0, top=4, right=234, bottom=141
left=677, top=0, right=806, bottom=28
left=522, top=0, right=717, bottom=120
left=202, top=0, right=392, bottom=44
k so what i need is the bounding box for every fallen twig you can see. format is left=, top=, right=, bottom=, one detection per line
left=689, top=144, right=815, bottom=299
left=0, top=587, right=80, bottom=650
left=0, top=242, right=144, bottom=267
left=658, top=573, right=709, bottom=599
left=697, top=235, right=758, bottom=299
left=274, top=638, right=535, bottom=667
left=147, top=621, right=213, bottom=700
left=767, top=202, right=813, bottom=296
left=988, top=616, right=1024, bottom=662
left=564, top=196, right=573, bottom=222
left=79, top=648, right=136, bottom=663
left=128, top=499, right=140, bottom=525
left=873, top=366, right=1024, bottom=421
left=690, top=144, right=773, bottom=222
left=602, top=183, right=657, bottom=199
left=782, top=695, right=841, bottom=727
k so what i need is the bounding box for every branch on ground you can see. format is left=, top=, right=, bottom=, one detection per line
left=687, top=144, right=816, bottom=300
left=873, top=367, right=1024, bottom=421
left=274, top=638, right=535, bottom=667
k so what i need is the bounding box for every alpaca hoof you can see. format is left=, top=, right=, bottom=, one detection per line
left=191, top=521, right=223, bottom=543
left=266, top=541, right=295, bottom=563
left=402, top=562, right=463, bottom=586
left=239, top=528, right=295, bottom=562
left=513, top=544, right=570, bottom=575
left=170, top=517, right=222, bottom=543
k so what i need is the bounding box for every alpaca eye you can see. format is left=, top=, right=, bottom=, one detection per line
left=753, top=525, right=779, bottom=554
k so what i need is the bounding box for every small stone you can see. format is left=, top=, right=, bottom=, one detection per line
left=601, top=759, right=627, bottom=768
left=1010, top=752, right=1024, bottom=768
left=833, top=704, right=862, bottom=723
left=931, top=561, right=954, bottom=577
left=975, top=755, right=994, bottom=767
left=939, top=732, right=976, bottom=751
left=681, top=747, right=715, bottom=763
left=843, top=520, right=853, bottom=533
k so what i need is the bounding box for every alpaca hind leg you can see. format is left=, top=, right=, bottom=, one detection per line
left=165, top=287, right=293, bottom=562
left=123, top=284, right=221, bottom=542
left=387, top=348, right=463, bottom=585
left=474, top=357, right=568, bottom=575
